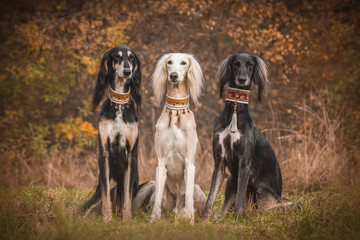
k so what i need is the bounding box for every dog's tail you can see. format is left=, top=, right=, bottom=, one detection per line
left=132, top=181, right=155, bottom=213
left=79, top=184, right=102, bottom=216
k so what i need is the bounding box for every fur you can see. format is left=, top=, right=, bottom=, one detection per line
left=133, top=53, right=206, bottom=224
left=81, top=46, right=142, bottom=221
left=202, top=53, right=299, bottom=221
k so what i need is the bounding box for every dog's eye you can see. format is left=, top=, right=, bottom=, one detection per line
left=129, top=54, right=134, bottom=60
left=167, top=60, right=173, bottom=65
left=114, top=55, right=121, bottom=59
left=234, top=62, right=240, bottom=68
left=181, top=61, right=187, bottom=65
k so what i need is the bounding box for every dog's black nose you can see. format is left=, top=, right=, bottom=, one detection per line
left=123, top=69, right=132, bottom=76
left=170, top=72, right=178, bottom=81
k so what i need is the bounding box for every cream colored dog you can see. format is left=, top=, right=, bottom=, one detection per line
left=133, top=53, right=207, bottom=223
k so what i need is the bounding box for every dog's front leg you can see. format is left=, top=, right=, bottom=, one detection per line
left=182, top=118, right=199, bottom=223
left=122, top=153, right=132, bottom=220
left=202, top=134, right=226, bottom=220
left=99, top=151, right=112, bottom=222
left=182, top=161, right=195, bottom=223
left=234, top=143, right=253, bottom=217
left=150, top=161, right=167, bottom=222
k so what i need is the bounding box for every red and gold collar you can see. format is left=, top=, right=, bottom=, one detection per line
left=225, top=87, right=250, bottom=104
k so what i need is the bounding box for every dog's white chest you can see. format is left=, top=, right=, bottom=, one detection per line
left=217, top=129, right=241, bottom=158
left=164, top=125, right=186, bottom=168
left=99, top=111, right=138, bottom=150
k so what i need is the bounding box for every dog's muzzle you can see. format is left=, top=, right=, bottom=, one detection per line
left=124, top=68, right=132, bottom=76
left=169, top=72, right=178, bottom=82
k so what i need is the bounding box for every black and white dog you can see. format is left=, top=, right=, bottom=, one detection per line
left=81, top=46, right=142, bottom=221
left=202, top=54, right=295, bottom=220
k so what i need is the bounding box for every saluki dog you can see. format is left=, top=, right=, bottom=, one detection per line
left=202, top=53, right=296, bottom=220
left=81, top=46, right=142, bottom=221
left=132, top=53, right=207, bottom=223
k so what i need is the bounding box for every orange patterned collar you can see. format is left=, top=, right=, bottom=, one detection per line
left=165, top=94, right=190, bottom=110
left=109, top=87, right=130, bottom=101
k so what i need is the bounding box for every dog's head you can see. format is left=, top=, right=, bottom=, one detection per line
left=218, top=54, right=269, bottom=101
left=152, top=53, right=203, bottom=105
left=92, top=45, right=142, bottom=110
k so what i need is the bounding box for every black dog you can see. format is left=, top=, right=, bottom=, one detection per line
left=202, top=54, right=294, bottom=220
left=81, top=46, right=141, bottom=221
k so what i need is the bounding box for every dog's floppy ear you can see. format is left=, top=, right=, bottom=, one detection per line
left=187, top=55, right=204, bottom=105
left=252, top=55, right=269, bottom=101
left=92, top=50, right=111, bottom=111
left=218, top=55, right=235, bottom=98
left=129, top=50, right=142, bottom=110
left=152, top=54, right=169, bottom=106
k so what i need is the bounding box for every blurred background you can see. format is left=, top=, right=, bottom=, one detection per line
left=0, top=0, right=359, bottom=193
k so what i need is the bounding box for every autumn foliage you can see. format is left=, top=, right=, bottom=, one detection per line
left=0, top=0, right=359, bottom=190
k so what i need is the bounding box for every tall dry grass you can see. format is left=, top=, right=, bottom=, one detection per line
left=265, top=92, right=348, bottom=191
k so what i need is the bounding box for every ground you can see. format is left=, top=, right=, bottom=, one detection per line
left=1, top=182, right=359, bottom=240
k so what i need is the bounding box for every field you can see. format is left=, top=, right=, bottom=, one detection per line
left=1, top=1, right=359, bottom=239
left=1, top=183, right=360, bottom=240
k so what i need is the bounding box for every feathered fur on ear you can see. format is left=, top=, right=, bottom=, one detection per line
left=252, top=55, right=269, bottom=101
left=152, top=54, right=169, bottom=106
left=187, top=55, right=204, bottom=105
left=92, top=50, right=111, bottom=111
left=218, top=55, right=236, bottom=98
left=129, top=51, right=142, bottom=110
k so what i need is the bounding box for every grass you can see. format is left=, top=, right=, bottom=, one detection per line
left=1, top=183, right=360, bottom=240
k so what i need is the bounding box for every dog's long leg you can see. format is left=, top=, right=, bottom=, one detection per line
left=100, top=150, right=112, bottom=222
left=222, top=175, right=237, bottom=213
left=98, top=122, right=112, bottom=222
left=202, top=134, right=226, bottom=220
left=183, top=162, right=195, bottom=223
left=151, top=162, right=167, bottom=222
left=234, top=152, right=252, bottom=216
left=122, top=153, right=132, bottom=220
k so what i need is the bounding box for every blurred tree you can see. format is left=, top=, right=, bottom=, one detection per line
left=0, top=0, right=358, bottom=187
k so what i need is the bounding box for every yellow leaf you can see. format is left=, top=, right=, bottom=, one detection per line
left=274, top=54, right=283, bottom=61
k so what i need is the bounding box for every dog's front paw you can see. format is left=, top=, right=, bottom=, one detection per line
left=150, top=209, right=161, bottom=223
left=122, top=207, right=132, bottom=221
left=178, top=207, right=194, bottom=224
left=102, top=205, right=112, bottom=222
left=103, top=212, right=112, bottom=222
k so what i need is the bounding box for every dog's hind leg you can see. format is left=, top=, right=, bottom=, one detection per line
left=258, top=192, right=302, bottom=213
left=132, top=181, right=155, bottom=212
left=194, top=184, right=207, bottom=213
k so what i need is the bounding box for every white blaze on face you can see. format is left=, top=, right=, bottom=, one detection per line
left=166, top=53, right=190, bottom=82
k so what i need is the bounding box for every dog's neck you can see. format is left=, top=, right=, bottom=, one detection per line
left=166, top=81, right=188, bottom=99
left=111, top=76, right=130, bottom=93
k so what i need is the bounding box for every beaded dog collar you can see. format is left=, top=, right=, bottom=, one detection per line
left=164, top=94, right=191, bottom=115
left=165, top=94, right=190, bottom=110
left=109, top=87, right=130, bottom=110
